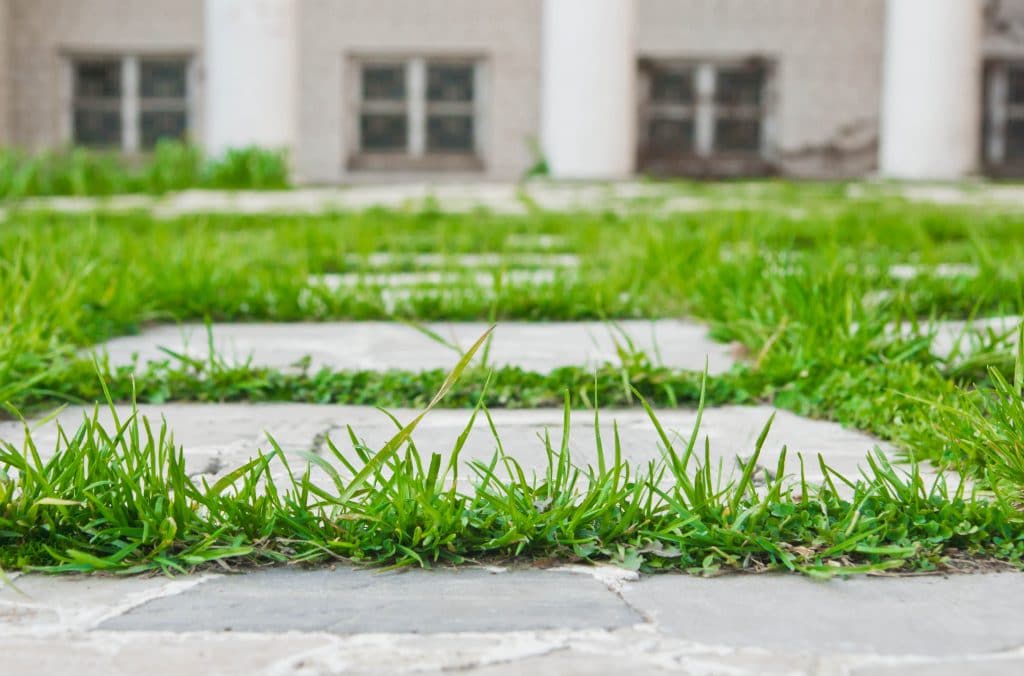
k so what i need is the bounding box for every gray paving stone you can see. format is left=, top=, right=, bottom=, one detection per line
left=309, top=268, right=563, bottom=290
left=0, top=402, right=896, bottom=487
left=903, top=315, right=1021, bottom=360
left=92, top=320, right=739, bottom=374
left=152, top=183, right=696, bottom=217
left=6, top=570, right=1024, bottom=674
left=0, top=633, right=329, bottom=676
left=99, top=567, right=640, bottom=634
left=888, top=262, right=979, bottom=280
left=341, top=252, right=581, bottom=268
left=851, top=658, right=1024, bottom=675
left=621, top=572, right=1024, bottom=657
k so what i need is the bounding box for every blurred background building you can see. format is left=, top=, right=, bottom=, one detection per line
left=0, top=0, right=1021, bottom=183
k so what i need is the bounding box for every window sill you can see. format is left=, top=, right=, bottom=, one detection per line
left=349, top=153, right=484, bottom=173
left=638, top=153, right=775, bottom=178
left=983, top=161, right=1024, bottom=178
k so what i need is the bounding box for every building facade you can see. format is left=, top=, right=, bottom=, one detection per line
left=1, top=0, right=1022, bottom=182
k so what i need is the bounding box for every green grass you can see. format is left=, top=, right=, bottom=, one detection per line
left=1, top=192, right=1024, bottom=574
left=2, top=204, right=1021, bottom=466
left=2, top=366, right=1020, bottom=575
left=0, top=142, right=289, bottom=198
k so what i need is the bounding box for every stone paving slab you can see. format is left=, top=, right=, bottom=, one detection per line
left=100, top=568, right=640, bottom=634
left=903, top=315, right=1021, bottom=360
left=308, top=268, right=562, bottom=290
left=3, top=569, right=1024, bottom=675
left=6, top=182, right=703, bottom=218
left=340, top=253, right=581, bottom=268
left=92, top=320, right=739, bottom=374
left=620, top=573, right=1024, bottom=657
left=0, top=403, right=896, bottom=487
left=9, top=181, right=1024, bottom=220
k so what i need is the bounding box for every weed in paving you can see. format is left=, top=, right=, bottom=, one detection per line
left=1, top=363, right=1020, bottom=576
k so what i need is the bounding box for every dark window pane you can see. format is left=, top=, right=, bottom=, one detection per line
left=647, top=118, right=694, bottom=154
left=1008, top=66, right=1024, bottom=105
left=650, top=69, right=694, bottom=104
left=75, top=61, right=121, bottom=98
left=427, top=115, right=474, bottom=152
left=427, top=64, right=474, bottom=102
left=714, top=118, right=761, bottom=153
left=141, top=60, right=187, bottom=99
left=1007, top=119, right=1024, bottom=160
left=362, top=65, right=405, bottom=101
left=141, top=111, right=188, bottom=148
left=716, top=67, right=764, bottom=106
left=74, top=109, right=122, bottom=147
left=360, top=113, right=407, bottom=151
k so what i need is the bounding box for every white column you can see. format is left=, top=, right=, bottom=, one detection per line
left=540, top=0, right=636, bottom=180
left=879, top=0, right=983, bottom=180
left=204, top=0, right=297, bottom=157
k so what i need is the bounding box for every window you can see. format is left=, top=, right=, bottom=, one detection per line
left=73, top=60, right=122, bottom=148
left=351, top=57, right=484, bottom=171
left=984, top=60, right=1024, bottom=176
left=638, top=59, right=773, bottom=176
left=70, top=56, right=191, bottom=152
left=139, top=60, right=189, bottom=150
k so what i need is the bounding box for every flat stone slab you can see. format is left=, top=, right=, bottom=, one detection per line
left=309, top=269, right=563, bottom=289
left=3, top=569, right=1023, bottom=675
left=340, top=252, right=581, bottom=267
left=0, top=403, right=897, bottom=488
left=621, top=573, right=1024, bottom=657
left=8, top=182, right=705, bottom=217
left=92, top=320, right=739, bottom=374
left=898, top=315, right=1021, bottom=360
left=99, top=567, right=640, bottom=634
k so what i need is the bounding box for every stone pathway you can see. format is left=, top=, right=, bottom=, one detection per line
left=2, top=567, right=1023, bottom=675
left=93, top=320, right=739, bottom=375
left=5, top=181, right=1024, bottom=222
left=5, top=183, right=1024, bottom=672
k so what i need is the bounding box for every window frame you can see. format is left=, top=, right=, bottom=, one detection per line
left=637, top=57, right=776, bottom=177
left=983, top=59, right=1024, bottom=177
left=61, top=51, right=198, bottom=154
left=347, top=54, right=487, bottom=172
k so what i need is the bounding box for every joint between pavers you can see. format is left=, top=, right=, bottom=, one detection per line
left=82, top=575, right=220, bottom=632
left=550, top=565, right=658, bottom=629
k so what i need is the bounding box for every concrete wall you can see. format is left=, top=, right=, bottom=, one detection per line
left=296, top=0, right=542, bottom=183
left=986, top=0, right=1024, bottom=57
left=6, top=0, right=202, bottom=152
left=0, top=0, right=9, bottom=145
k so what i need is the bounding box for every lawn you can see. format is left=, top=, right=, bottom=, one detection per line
left=1, top=189, right=1023, bottom=574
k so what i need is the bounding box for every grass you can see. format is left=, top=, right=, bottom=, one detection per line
left=1, top=190, right=1024, bottom=574
left=2, top=365, right=1020, bottom=575
left=2, top=204, right=1021, bottom=468
left=0, top=142, right=289, bottom=198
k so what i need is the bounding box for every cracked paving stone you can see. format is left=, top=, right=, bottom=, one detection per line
left=620, top=572, right=1024, bottom=657
left=0, top=572, right=210, bottom=633
left=98, top=567, right=641, bottom=634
